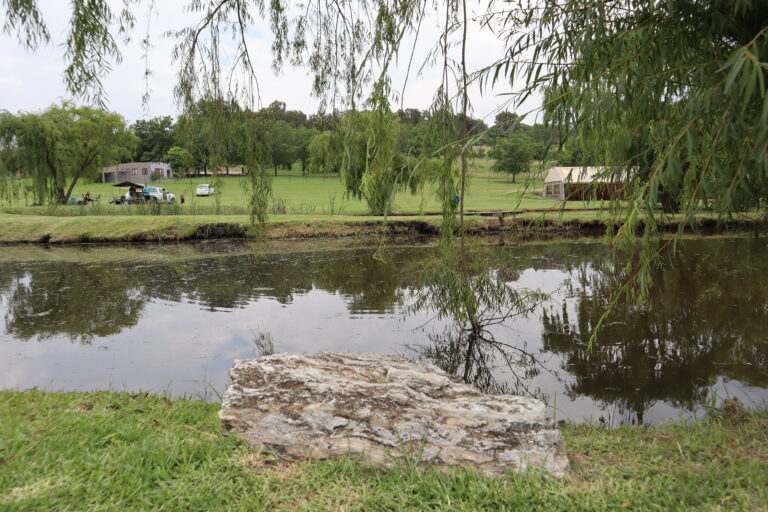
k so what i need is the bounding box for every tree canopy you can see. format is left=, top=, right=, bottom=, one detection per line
left=491, top=132, right=533, bottom=183
left=0, top=104, right=136, bottom=204
left=131, top=117, right=176, bottom=162
left=163, top=146, right=194, bottom=178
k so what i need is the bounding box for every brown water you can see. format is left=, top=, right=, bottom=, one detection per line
left=1, top=236, right=766, bottom=425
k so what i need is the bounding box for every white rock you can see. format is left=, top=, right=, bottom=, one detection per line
left=220, top=352, right=569, bottom=477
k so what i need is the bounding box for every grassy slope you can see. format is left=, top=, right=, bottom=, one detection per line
left=1, top=390, right=766, bottom=511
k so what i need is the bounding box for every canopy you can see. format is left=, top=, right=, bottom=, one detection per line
left=113, top=181, right=145, bottom=188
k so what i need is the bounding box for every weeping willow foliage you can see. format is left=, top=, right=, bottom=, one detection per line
left=2, top=0, right=135, bottom=107
left=0, top=104, right=136, bottom=205
left=479, top=0, right=768, bottom=342
left=489, top=3, right=767, bottom=264
left=337, top=109, right=401, bottom=215
left=163, top=0, right=539, bottom=377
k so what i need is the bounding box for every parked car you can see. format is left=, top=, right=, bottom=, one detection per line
left=196, top=184, right=215, bottom=196
left=126, top=186, right=176, bottom=203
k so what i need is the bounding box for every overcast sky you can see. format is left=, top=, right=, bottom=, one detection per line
left=0, top=0, right=542, bottom=124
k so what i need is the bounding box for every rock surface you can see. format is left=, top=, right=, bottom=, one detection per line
left=220, top=352, right=569, bottom=477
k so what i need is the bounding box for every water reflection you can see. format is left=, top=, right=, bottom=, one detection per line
left=3, top=264, right=146, bottom=342
left=0, top=248, right=424, bottom=341
left=407, top=329, right=554, bottom=399
left=0, top=237, right=766, bottom=424
left=540, top=237, right=768, bottom=423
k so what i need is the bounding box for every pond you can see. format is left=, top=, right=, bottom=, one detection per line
left=1, top=236, right=766, bottom=425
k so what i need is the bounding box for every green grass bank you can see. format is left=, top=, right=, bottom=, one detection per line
left=1, top=390, right=765, bottom=511
left=0, top=210, right=764, bottom=244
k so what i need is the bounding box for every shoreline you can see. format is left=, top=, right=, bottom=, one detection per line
left=0, top=212, right=765, bottom=244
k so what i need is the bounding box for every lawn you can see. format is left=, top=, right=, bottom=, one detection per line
left=1, top=390, right=766, bottom=511
left=3, top=160, right=604, bottom=216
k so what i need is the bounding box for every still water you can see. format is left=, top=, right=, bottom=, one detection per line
left=1, top=237, right=766, bottom=425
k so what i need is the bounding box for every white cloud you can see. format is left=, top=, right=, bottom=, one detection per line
left=0, top=0, right=543, bottom=123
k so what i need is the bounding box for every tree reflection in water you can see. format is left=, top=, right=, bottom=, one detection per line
left=541, top=237, right=768, bottom=424
left=407, top=328, right=555, bottom=399
left=406, top=255, right=557, bottom=399
left=2, top=263, right=146, bottom=343
left=0, top=248, right=425, bottom=342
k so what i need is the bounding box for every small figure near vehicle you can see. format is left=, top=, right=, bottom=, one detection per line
left=142, top=184, right=150, bottom=203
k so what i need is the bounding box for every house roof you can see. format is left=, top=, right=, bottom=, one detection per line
left=544, top=166, right=627, bottom=184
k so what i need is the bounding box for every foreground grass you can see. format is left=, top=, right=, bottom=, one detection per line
left=1, top=390, right=766, bottom=511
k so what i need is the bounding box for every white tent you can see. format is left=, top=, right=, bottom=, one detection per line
left=543, top=166, right=625, bottom=200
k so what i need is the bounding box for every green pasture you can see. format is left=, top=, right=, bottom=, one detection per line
left=3, top=160, right=604, bottom=216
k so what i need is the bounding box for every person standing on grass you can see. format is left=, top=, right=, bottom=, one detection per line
left=142, top=183, right=150, bottom=203
left=180, top=193, right=185, bottom=205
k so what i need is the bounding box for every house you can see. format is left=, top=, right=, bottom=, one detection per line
left=543, top=166, right=628, bottom=200
left=101, top=162, right=173, bottom=183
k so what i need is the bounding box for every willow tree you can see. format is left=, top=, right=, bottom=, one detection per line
left=0, top=104, right=136, bottom=205
left=338, top=110, right=402, bottom=215
left=482, top=0, right=768, bottom=334
left=307, top=131, right=342, bottom=174
left=491, top=0, right=768, bottom=223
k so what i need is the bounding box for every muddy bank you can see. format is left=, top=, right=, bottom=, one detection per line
left=0, top=213, right=764, bottom=244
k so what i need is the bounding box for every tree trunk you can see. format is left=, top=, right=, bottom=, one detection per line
left=660, top=188, right=680, bottom=213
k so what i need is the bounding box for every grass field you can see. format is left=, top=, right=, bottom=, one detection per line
left=1, top=390, right=766, bottom=511
left=2, top=160, right=604, bottom=216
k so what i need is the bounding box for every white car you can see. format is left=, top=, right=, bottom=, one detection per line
left=196, top=184, right=215, bottom=196
left=126, top=186, right=176, bottom=203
